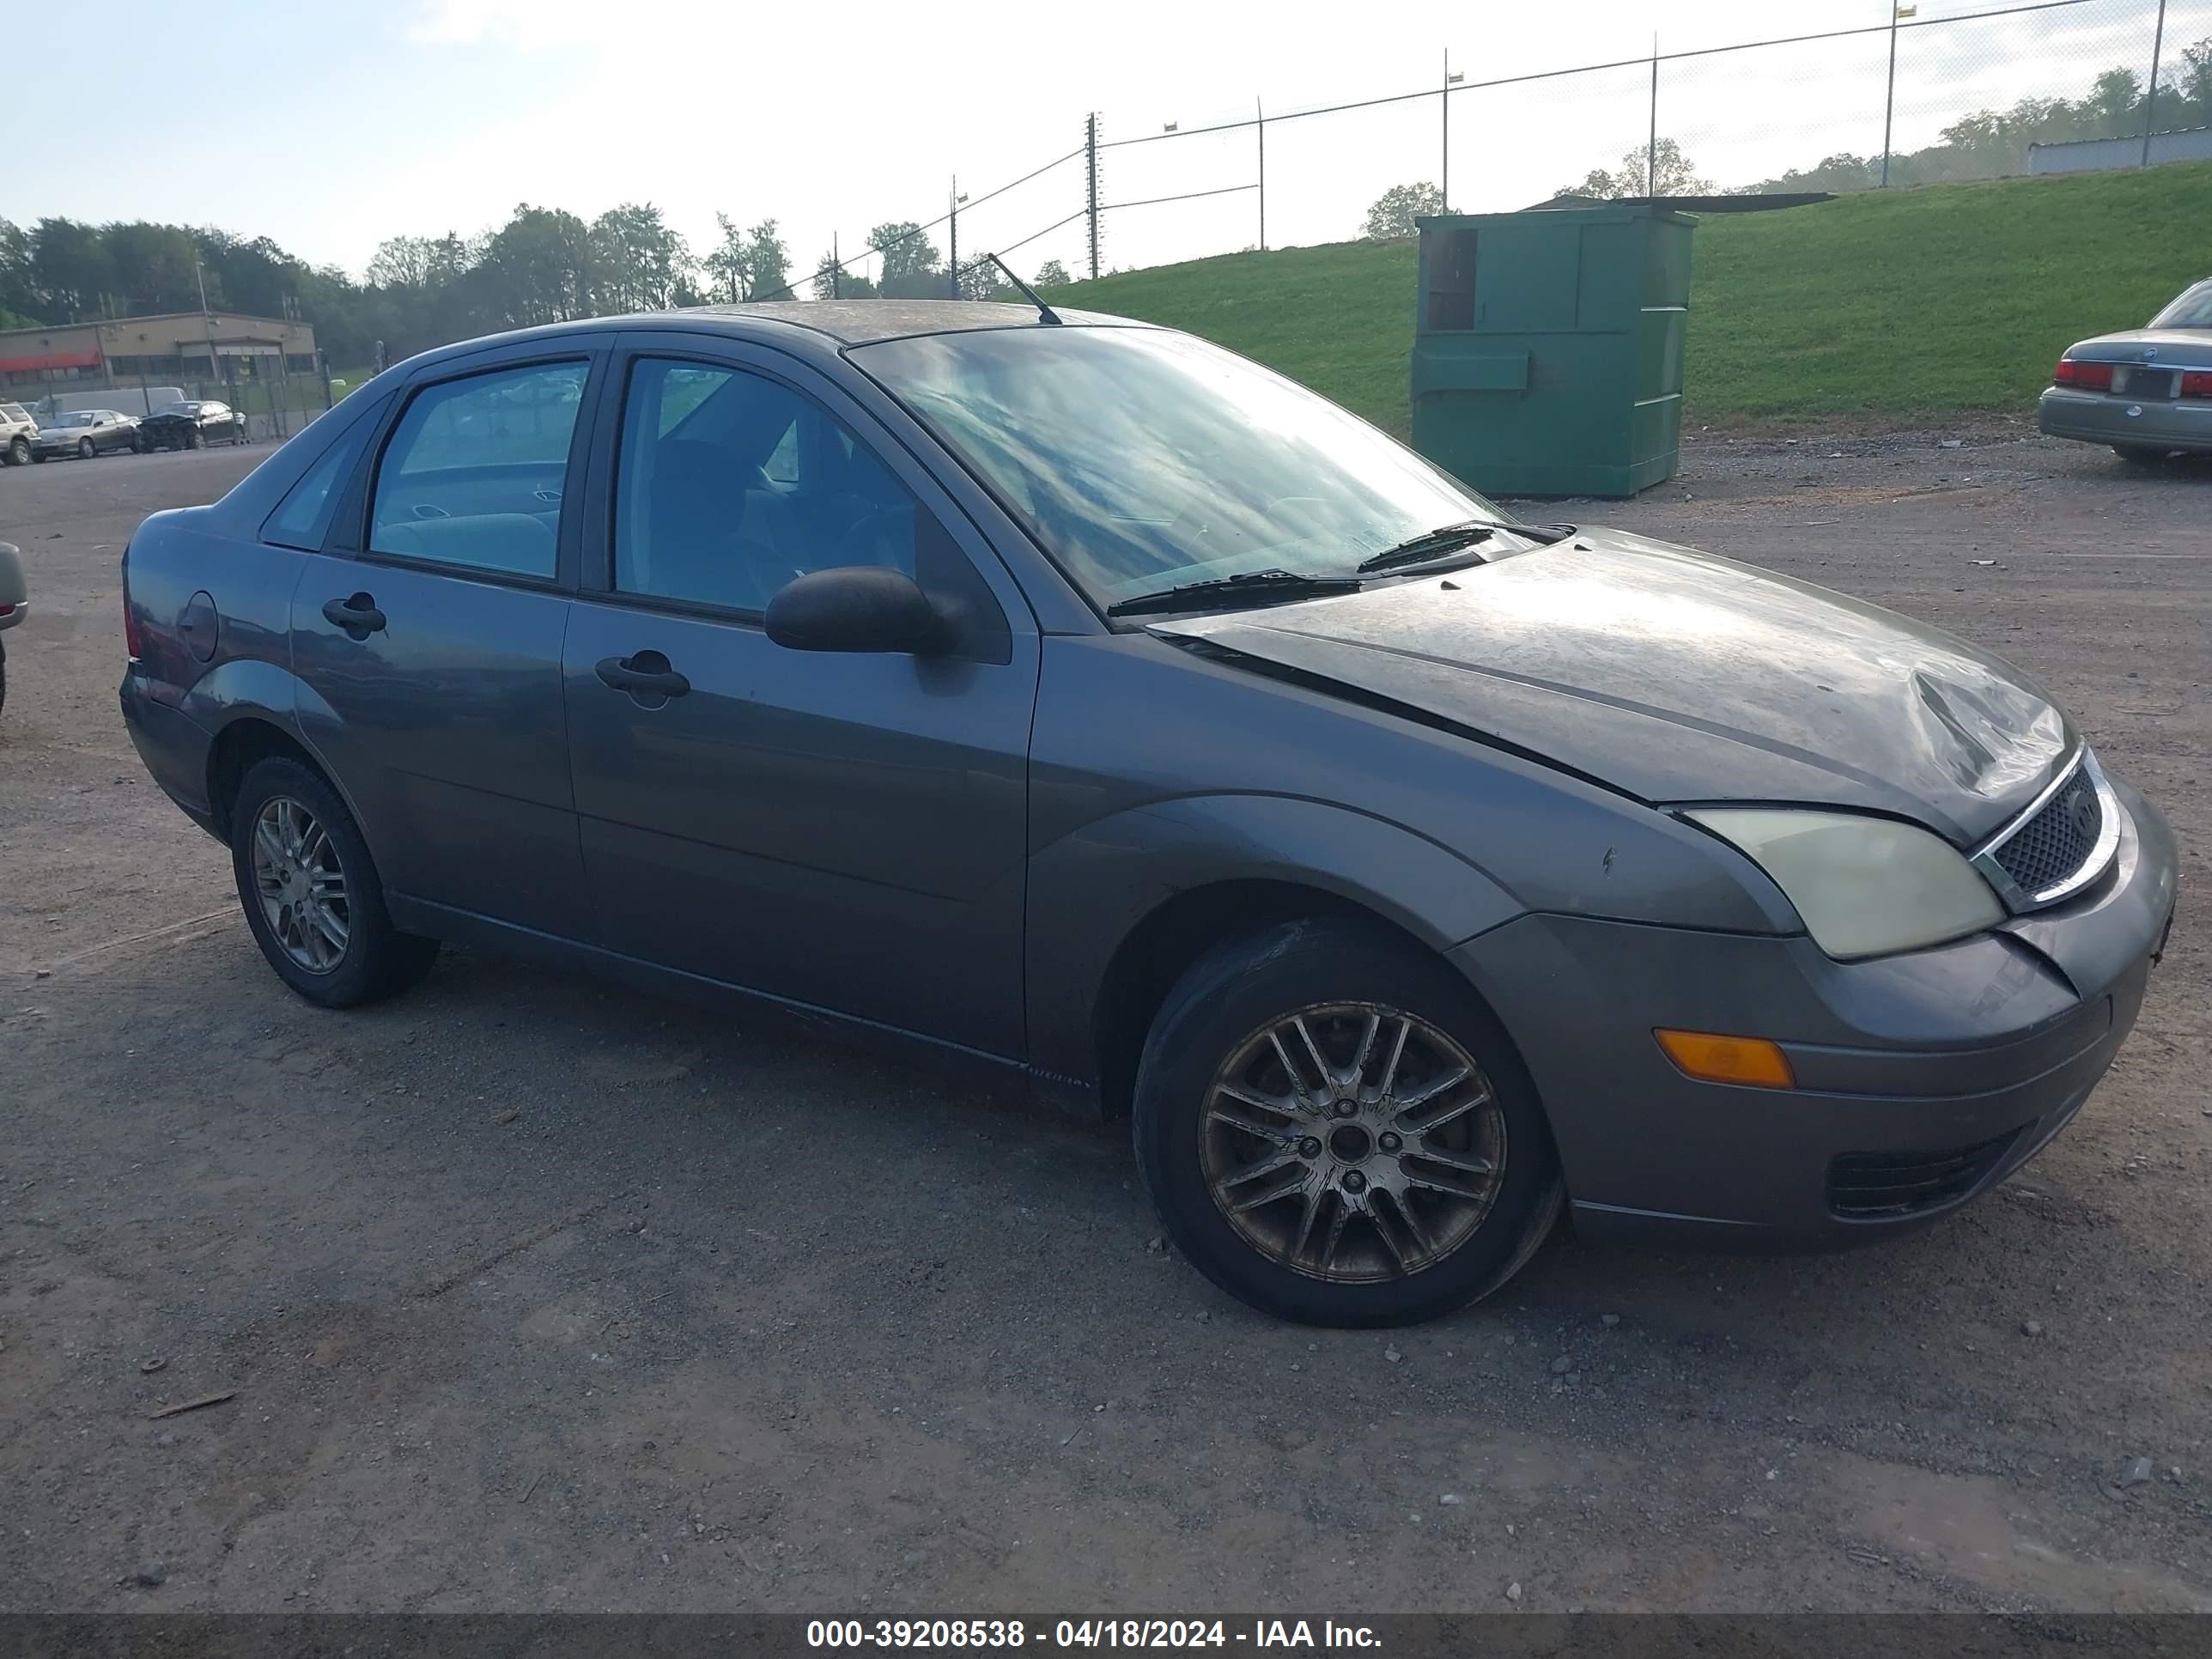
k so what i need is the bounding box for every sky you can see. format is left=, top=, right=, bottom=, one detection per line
left=8, top=0, right=2198, bottom=289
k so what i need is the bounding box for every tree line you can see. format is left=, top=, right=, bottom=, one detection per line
left=0, top=202, right=1070, bottom=371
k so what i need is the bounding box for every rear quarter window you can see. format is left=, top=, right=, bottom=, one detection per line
left=262, top=409, right=385, bottom=552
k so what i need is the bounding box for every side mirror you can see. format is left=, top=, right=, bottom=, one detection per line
left=764, top=566, right=948, bottom=655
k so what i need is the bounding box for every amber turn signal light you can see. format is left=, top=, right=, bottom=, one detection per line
left=1653, top=1029, right=1796, bottom=1089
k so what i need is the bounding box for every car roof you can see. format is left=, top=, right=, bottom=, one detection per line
left=686, top=300, right=1140, bottom=344
left=390, top=300, right=1148, bottom=378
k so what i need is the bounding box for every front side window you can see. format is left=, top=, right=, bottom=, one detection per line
left=369, top=360, right=588, bottom=578
left=2151, top=281, right=2212, bottom=329
left=851, top=326, right=1509, bottom=610
left=612, top=356, right=921, bottom=613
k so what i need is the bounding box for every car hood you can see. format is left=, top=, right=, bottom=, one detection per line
left=2066, top=327, right=2212, bottom=367
left=1150, top=527, right=2071, bottom=845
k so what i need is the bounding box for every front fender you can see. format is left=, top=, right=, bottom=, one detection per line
left=1024, top=792, right=1524, bottom=1088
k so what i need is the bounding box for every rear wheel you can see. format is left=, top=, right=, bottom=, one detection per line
left=229, top=757, right=439, bottom=1008
left=3, top=436, right=27, bottom=466
left=1133, top=917, right=1563, bottom=1327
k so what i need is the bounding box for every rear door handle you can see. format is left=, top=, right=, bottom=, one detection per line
left=595, top=652, right=690, bottom=700
left=322, top=593, right=386, bottom=635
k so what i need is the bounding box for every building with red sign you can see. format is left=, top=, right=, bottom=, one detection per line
left=0, top=311, right=318, bottom=398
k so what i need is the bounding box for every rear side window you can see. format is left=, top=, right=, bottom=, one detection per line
left=368, top=361, right=588, bottom=579
left=264, top=407, right=385, bottom=551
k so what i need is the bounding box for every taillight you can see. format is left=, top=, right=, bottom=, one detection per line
left=122, top=547, right=144, bottom=659
left=2053, top=357, right=2113, bottom=391
left=2183, top=370, right=2212, bottom=399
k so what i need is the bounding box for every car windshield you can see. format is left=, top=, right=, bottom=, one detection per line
left=155, top=402, right=198, bottom=416
left=52, top=412, right=94, bottom=428
left=850, top=325, right=1519, bottom=609
left=2149, top=281, right=2212, bottom=328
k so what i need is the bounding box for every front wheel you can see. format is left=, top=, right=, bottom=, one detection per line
left=77, top=438, right=95, bottom=459
left=185, top=428, right=204, bottom=451
left=1133, top=918, right=1563, bottom=1327
left=229, top=757, right=440, bottom=1008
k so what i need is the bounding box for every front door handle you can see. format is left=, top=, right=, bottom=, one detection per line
left=595, top=651, right=690, bottom=700
left=322, top=592, right=386, bottom=636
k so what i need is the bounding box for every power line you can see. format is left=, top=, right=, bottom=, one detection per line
left=1095, top=0, right=2097, bottom=149
left=754, top=144, right=1085, bottom=300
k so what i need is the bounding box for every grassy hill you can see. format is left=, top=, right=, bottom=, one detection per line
left=1048, top=161, right=2212, bottom=433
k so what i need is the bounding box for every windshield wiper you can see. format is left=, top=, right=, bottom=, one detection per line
left=1107, top=568, right=1364, bottom=617
left=1354, top=519, right=1575, bottom=574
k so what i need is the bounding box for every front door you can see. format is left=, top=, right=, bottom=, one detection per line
left=562, top=345, right=1037, bottom=1057
left=291, top=350, right=601, bottom=940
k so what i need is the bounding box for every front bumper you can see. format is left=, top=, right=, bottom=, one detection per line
left=2039, top=386, right=2212, bottom=453
left=1452, top=778, right=2179, bottom=1249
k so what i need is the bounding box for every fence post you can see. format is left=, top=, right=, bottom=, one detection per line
left=2142, top=0, right=2168, bottom=167
left=1085, top=112, right=1101, bottom=281
left=1881, top=4, right=1900, bottom=186
left=1647, top=35, right=1659, bottom=198
left=1256, top=99, right=1267, bottom=251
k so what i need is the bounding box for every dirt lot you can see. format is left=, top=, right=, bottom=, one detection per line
left=2, top=427, right=2207, bottom=1614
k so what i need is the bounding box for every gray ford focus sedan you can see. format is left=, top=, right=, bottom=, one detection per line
left=119, top=301, right=2179, bottom=1327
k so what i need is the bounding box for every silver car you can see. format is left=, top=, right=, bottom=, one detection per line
left=2039, top=277, right=2212, bottom=463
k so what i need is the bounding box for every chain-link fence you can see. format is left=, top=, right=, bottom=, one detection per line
left=803, top=0, right=2211, bottom=298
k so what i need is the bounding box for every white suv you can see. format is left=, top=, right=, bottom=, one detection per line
left=1, top=403, right=38, bottom=467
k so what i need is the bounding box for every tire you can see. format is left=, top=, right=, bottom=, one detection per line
left=3, top=436, right=27, bottom=466
left=2113, top=444, right=2177, bottom=468
left=185, top=428, right=205, bottom=451
left=128, top=434, right=143, bottom=454
left=229, top=757, right=440, bottom=1008
left=1132, top=917, right=1564, bottom=1328
left=77, top=438, right=96, bottom=459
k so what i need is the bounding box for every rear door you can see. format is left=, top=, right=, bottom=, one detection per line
left=289, top=342, right=606, bottom=941
left=561, top=335, right=1039, bottom=1056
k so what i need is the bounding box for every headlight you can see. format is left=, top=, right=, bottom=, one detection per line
left=1684, top=808, right=2004, bottom=962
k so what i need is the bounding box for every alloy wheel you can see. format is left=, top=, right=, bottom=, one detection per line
left=1200, top=1003, right=1506, bottom=1283
left=250, top=795, right=351, bottom=974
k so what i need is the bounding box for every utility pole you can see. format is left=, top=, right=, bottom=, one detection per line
left=1256, top=99, right=1267, bottom=251
left=1441, top=50, right=1453, bottom=211
left=949, top=177, right=960, bottom=298
left=2142, top=0, right=2169, bottom=167
left=1647, top=35, right=1660, bottom=198
left=1881, top=3, right=1904, bottom=186
left=1085, top=112, right=1101, bottom=282
left=832, top=232, right=842, bottom=300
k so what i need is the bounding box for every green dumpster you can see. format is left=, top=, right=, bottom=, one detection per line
left=1410, top=204, right=1693, bottom=498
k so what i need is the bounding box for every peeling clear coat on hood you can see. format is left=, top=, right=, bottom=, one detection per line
left=1151, top=527, right=2072, bottom=846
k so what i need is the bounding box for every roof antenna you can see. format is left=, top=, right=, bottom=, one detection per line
left=985, top=252, right=1062, bottom=325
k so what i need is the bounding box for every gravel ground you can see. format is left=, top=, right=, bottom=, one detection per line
left=1, top=427, right=2206, bottom=1613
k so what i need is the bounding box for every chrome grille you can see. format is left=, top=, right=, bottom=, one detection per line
left=1971, top=750, right=2122, bottom=912
left=1992, top=767, right=2103, bottom=895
